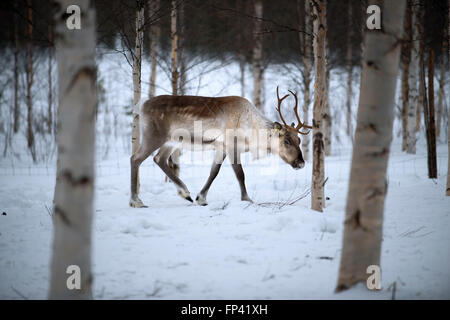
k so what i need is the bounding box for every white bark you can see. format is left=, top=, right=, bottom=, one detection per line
left=336, top=0, right=406, bottom=291
left=50, top=0, right=97, bottom=299
left=301, top=0, right=312, bottom=161
left=406, top=2, right=419, bottom=154
left=252, top=0, right=263, bottom=110
left=132, top=1, right=144, bottom=193
left=346, top=0, right=353, bottom=138
left=149, top=0, right=160, bottom=98
left=171, top=0, right=178, bottom=96
left=311, top=0, right=326, bottom=212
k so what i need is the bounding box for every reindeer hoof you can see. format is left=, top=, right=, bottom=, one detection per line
left=185, top=196, right=194, bottom=203
left=177, top=189, right=193, bottom=203
left=129, top=197, right=147, bottom=208
left=196, top=195, right=208, bottom=206
left=241, top=195, right=253, bottom=203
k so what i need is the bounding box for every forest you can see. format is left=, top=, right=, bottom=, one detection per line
left=0, top=0, right=449, bottom=300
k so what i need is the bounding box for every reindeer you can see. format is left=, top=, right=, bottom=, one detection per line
left=130, top=87, right=312, bottom=207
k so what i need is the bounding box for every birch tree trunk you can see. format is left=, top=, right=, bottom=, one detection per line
left=148, top=0, right=160, bottom=98
left=171, top=0, right=178, bottom=96
left=13, top=0, right=19, bottom=134
left=406, top=1, right=419, bottom=154
left=336, top=0, right=405, bottom=291
left=416, top=8, right=424, bottom=132
left=301, top=0, right=312, bottom=161
left=252, top=0, right=263, bottom=110
left=179, top=0, right=186, bottom=95
left=346, top=0, right=354, bottom=138
left=26, top=0, right=36, bottom=162
left=132, top=1, right=144, bottom=194
left=401, top=1, right=411, bottom=151
left=238, top=0, right=246, bottom=97
left=311, top=0, right=326, bottom=212
left=49, top=0, right=97, bottom=299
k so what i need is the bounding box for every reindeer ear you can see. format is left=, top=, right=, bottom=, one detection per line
left=291, top=122, right=295, bottom=127
left=273, top=122, right=283, bottom=130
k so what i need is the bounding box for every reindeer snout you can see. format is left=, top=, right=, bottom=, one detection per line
left=293, top=158, right=305, bottom=170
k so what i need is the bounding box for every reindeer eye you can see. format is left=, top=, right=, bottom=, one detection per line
left=284, top=139, right=291, bottom=146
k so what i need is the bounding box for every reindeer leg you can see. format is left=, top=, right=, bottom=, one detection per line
left=130, top=137, right=163, bottom=208
left=196, top=151, right=227, bottom=206
left=154, top=145, right=193, bottom=202
left=230, top=152, right=253, bottom=203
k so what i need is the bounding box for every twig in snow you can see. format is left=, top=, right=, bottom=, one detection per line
left=11, top=286, right=28, bottom=300
left=387, top=281, right=397, bottom=300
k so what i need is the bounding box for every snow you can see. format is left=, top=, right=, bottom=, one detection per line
left=0, top=53, right=449, bottom=299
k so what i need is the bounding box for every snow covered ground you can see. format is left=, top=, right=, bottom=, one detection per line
left=0, top=140, right=449, bottom=299
left=0, top=54, right=449, bottom=299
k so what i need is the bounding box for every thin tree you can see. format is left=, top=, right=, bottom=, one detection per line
left=49, top=0, right=97, bottom=299
left=423, top=48, right=437, bottom=178
left=345, top=0, right=354, bottom=138
left=336, top=0, right=406, bottom=291
left=25, top=0, right=36, bottom=162
left=171, top=0, right=178, bottom=96
left=406, top=0, right=419, bottom=154
left=13, top=0, right=19, bottom=134
left=179, top=0, right=186, bottom=95
left=299, top=0, right=312, bottom=161
left=446, top=0, right=450, bottom=196
left=149, top=0, right=160, bottom=98
left=401, top=1, right=411, bottom=151
left=416, top=6, right=424, bottom=132
left=310, top=0, right=326, bottom=212
left=237, top=0, right=246, bottom=97
left=132, top=0, right=145, bottom=194
left=252, top=0, right=263, bottom=110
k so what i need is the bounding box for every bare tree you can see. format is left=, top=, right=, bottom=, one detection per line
left=311, top=0, right=326, bottom=212
left=323, top=7, right=331, bottom=157
left=132, top=0, right=145, bottom=194
left=25, top=0, right=36, bottom=162
left=416, top=7, right=424, bottom=132
left=447, top=0, right=450, bottom=196
left=299, top=0, right=312, bottom=161
left=406, top=0, right=419, bottom=154
left=345, top=0, right=354, bottom=138
left=401, top=1, right=411, bottom=151
left=252, top=0, right=263, bottom=110
left=13, top=0, right=19, bottom=134
left=148, top=0, right=160, bottom=98
left=171, top=0, right=178, bottom=96
left=179, top=0, right=186, bottom=95
left=424, top=48, right=437, bottom=178
left=49, top=0, right=97, bottom=299
left=336, top=0, right=406, bottom=291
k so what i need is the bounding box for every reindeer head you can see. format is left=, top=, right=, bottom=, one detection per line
left=272, top=87, right=312, bottom=170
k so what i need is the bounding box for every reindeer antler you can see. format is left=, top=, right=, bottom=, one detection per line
left=275, top=87, right=312, bottom=135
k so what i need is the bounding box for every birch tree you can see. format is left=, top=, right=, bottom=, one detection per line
left=179, top=0, right=186, bottom=95
left=336, top=0, right=406, bottom=291
left=401, top=1, right=411, bottom=151
left=132, top=0, right=144, bottom=194
left=406, top=1, right=419, bottom=154
left=310, top=0, right=326, bottom=212
left=50, top=0, right=97, bottom=299
left=299, top=0, right=312, bottom=161
left=171, top=0, right=178, bottom=96
left=148, top=0, right=160, bottom=98
left=25, top=0, right=36, bottom=162
left=323, top=8, right=331, bottom=157
left=416, top=8, right=424, bottom=132
left=252, top=0, right=263, bottom=110
left=446, top=0, right=449, bottom=197
left=48, top=1, right=54, bottom=135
